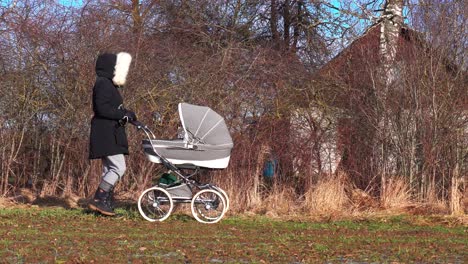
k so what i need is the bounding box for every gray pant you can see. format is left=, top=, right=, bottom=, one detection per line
left=99, top=154, right=126, bottom=192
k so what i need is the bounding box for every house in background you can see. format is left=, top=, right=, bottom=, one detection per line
left=290, top=19, right=427, bottom=181
left=315, top=15, right=466, bottom=206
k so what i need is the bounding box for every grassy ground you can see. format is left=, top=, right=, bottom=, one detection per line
left=0, top=206, right=466, bottom=263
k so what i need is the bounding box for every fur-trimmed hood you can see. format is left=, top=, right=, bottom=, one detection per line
left=95, top=52, right=132, bottom=86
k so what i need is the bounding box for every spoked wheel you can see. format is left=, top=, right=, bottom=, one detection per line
left=211, top=186, right=230, bottom=214
left=138, top=187, right=173, bottom=222
left=191, top=189, right=226, bottom=224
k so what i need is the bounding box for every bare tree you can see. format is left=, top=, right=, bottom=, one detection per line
left=0, top=0, right=464, bottom=215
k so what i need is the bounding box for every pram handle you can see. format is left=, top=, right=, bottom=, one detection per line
left=130, top=120, right=156, bottom=139
left=130, top=120, right=145, bottom=129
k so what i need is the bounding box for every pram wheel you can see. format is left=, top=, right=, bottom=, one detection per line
left=191, top=189, right=226, bottom=224
left=138, top=187, right=173, bottom=222
left=210, top=186, right=230, bottom=214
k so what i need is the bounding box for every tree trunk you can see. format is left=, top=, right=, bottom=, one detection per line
left=270, top=0, right=280, bottom=48
left=292, top=1, right=304, bottom=52
left=283, top=0, right=291, bottom=49
left=132, top=0, right=143, bottom=34
left=378, top=0, right=404, bottom=199
left=380, top=0, right=403, bottom=85
left=450, top=164, right=462, bottom=215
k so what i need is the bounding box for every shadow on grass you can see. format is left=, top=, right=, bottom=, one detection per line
left=19, top=194, right=195, bottom=222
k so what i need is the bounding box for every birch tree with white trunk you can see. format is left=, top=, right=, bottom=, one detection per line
left=378, top=0, right=404, bottom=198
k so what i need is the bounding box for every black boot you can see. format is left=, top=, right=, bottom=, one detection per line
left=88, top=188, right=116, bottom=216
left=108, top=188, right=115, bottom=210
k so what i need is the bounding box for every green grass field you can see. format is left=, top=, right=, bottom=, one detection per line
left=0, top=207, right=466, bottom=263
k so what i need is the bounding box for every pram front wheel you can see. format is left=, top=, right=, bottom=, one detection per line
left=138, top=187, right=174, bottom=222
left=191, top=189, right=226, bottom=224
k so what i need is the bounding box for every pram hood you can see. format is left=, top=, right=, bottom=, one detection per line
left=179, top=103, right=233, bottom=148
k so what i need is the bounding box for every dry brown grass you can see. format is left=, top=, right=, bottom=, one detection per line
left=302, top=176, right=349, bottom=215
left=255, top=185, right=298, bottom=216
left=381, top=177, right=412, bottom=209
left=0, top=197, right=15, bottom=208
left=403, top=202, right=449, bottom=215
left=463, top=188, right=468, bottom=214
left=0, top=188, right=87, bottom=210
left=0, top=188, right=36, bottom=209
left=349, top=188, right=379, bottom=211
left=450, top=176, right=464, bottom=215
left=3, top=175, right=463, bottom=219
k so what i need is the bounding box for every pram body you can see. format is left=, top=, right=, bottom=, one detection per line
left=142, top=103, right=233, bottom=169
left=135, top=103, right=232, bottom=224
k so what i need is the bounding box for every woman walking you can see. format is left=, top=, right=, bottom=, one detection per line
left=88, top=52, right=136, bottom=216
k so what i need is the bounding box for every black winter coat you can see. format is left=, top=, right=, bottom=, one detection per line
left=89, top=53, right=130, bottom=159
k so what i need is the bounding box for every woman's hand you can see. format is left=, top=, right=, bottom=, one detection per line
left=124, top=110, right=137, bottom=121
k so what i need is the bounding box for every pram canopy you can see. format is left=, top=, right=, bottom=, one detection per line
left=143, top=103, right=233, bottom=169
left=179, top=103, right=233, bottom=147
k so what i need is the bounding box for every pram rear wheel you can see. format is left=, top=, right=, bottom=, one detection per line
left=138, top=187, right=173, bottom=222
left=191, top=189, right=226, bottom=224
left=210, top=186, right=230, bottom=214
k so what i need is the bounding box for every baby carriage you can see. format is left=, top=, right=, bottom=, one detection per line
left=132, top=103, right=233, bottom=224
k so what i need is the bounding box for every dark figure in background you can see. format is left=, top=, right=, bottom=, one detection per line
left=88, top=52, right=137, bottom=216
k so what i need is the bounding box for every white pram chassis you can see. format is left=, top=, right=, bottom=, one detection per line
left=134, top=103, right=232, bottom=224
